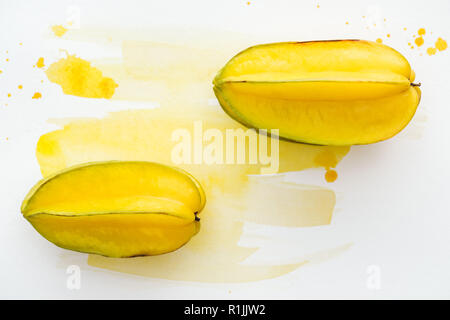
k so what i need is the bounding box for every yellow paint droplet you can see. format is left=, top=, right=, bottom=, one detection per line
left=435, top=38, right=447, bottom=51
left=0, top=70, right=2, bottom=74
left=51, top=25, right=68, bottom=37
left=403, top=27, right=407, bottom=31
left=32, top=92, right=42, bottom=99
left=387, top=34, right=390, bottom=38
left=7, top=93, right=11, bottom=97
left=427, top=47, right=437, bottom=56
left=6, top=58, right=9, bottom=62
left=408, top=42, right=411, bottom=46
left=45, top=55, right=118, bottom=99
left=325, top=170, right=338, bottom=183
left=418, top=28, right=426, bottom=36
left=411, top=46, right=414, bottom=49
left=415, top=37, right=424, bottom=47
left=345, top=21, right=349, bottom=25
left=36, top=57, right=45, bottom=68
left=18, top=85, right=23, bottom=89
left=376, top=38, right=383, bottom=44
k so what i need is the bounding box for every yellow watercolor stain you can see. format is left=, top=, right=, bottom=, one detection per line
left=7, top=93, right=11, bottom=98
left=51, top=25, right=68, bottom=37
left=32, top=92, right=42, bottom=99
left=386, top=34, right=390, bottom=38
left=314, top=149, right=341, bottom=183
left=415, top=37, right=424, bottom=47
left=345, top=21, right=349, bottom=25
left=36, top=57, right=45, bottom=68
left=418, top=28, right=426, bottom=36
left=45, top=55, right=118, bottom=99
left=18, top=85, right=23, bottom=89
left=0, top=70, right=2, bottom=74
left=376, top=38, right=383, bottom=44
left=6, top=58, right=9, bottom=62
left=435, top=37, right=447, bottom=51
left=35, top=34, right=351, bottom=282
left=427, top=47, right=437, bottom=56
left=325, top=170, right=338, bottom=183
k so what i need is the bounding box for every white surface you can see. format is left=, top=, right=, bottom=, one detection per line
left=0, top=0, right=449, bottom=299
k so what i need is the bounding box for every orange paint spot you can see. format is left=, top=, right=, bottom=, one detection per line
left=414, top=37, right=424, bottom=47
left=418, top=28, right=426, bottom=36
left=36, top=57, right=45, bottom=68
left=45, top=55, right=118, bottom=99
left=325, top=170, right=338, bottom=183
left=427, top=47, right=437, bottom=56
left=32, top=92, right=42, bottom=99
left=18, top=85, right=23, bottom=89
left=376, top=38, right=383, bottom=44
left=435, top=38, right=447, bottom=51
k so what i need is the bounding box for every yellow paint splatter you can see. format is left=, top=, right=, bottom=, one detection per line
left=376, top=38, right=383, bottom=44
left=36, top=57, right=45, bottom=68
left=386, top=34, right=390, bottom=38
left=45, top=55, right=118, bottom=99
left=6, top=58, right=9, bottom=62
left=18, top=85, right=23, bottom=89
left=435, top=38, right=447, bottom=51
left=427, top=47, right=437, bottom=56
left=32, top=92, right=42, bottom=99
left=51, top=25, right=68, bottom=37
left=418, top=28, right=426, bottom=36
left=7, top=93, right=11, bottom=97
left=414, top=37, right=424, bottom=47
left=345, top=21, right=349, bottom=25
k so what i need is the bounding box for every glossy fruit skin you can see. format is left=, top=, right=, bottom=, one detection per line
left=213, top=40, right=421, bottom=146
left=21, top=161, right=205, bottom=257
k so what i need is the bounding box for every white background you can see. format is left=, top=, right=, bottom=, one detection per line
left=0, top=0, right=449, bottom=299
